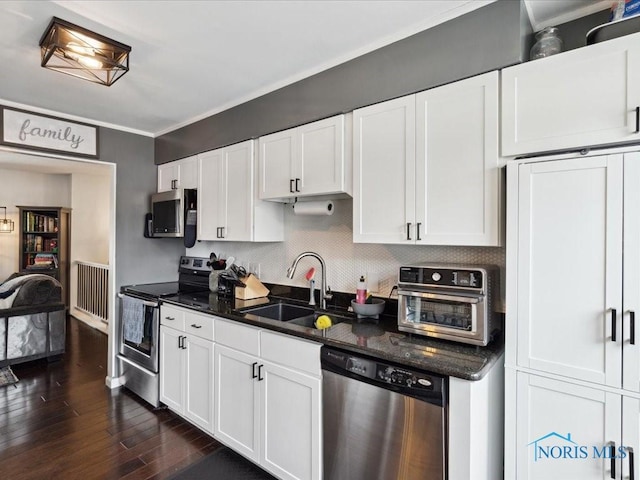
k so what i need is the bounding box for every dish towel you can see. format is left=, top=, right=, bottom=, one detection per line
left=122, top=295, right=144, bottom=344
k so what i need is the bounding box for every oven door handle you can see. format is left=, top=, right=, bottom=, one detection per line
left=118, top=292, right=159, bottom=308
left=397, top=290, right=481, bottom=304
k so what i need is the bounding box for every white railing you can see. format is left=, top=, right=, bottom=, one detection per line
left=76, top=261, right=109, bottom=323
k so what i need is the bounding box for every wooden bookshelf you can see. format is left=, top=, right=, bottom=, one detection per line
left=18, top=206, right=71, bottom=308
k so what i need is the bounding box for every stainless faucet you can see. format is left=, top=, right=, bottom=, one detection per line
left=286, top=251, right=332, bottom=310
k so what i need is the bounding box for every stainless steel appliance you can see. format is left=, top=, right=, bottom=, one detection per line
left=397, top=264, right=499, bottom=346
left=151, top=188, right=196, bottom=237
left=117, top=255, right=210, bottom=407
left=322, top=347, right=447, bottom=480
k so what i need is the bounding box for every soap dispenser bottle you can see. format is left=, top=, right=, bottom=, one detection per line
left=356, top=276, right=366, bottom=304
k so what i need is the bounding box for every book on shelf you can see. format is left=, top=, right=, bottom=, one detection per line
left=27, top=252, right=58, bottom=269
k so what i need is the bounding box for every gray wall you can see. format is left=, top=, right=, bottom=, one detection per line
left=155, top=0, right=529, bottom=164
left=98, top=127, right=183, bottom=289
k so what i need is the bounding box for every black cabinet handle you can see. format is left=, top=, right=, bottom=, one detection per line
left=625, top=447, right=635, bottom=480
left=635, top=106, right=639, bottom=133
left=295, top=178, right=300, bottom=192
left=611, top=309, right=617, bottom=342
left=632, top=311, right=636, bottom=345
left=289, top=179, right=294, bottom=193
left=406, top=222, right=412, bottom=241
left=258, top=364, right=264, bottom=381
left=252, top=362, right=258, bottom=379
left=190, top=324, right=202, bottom=329
left=219, top=227, right=225, bottom=239
left=416, top=222, right=422, bottom=241
left=611, top=443, right=616, bottom=479
left=178, top=335, right=183, bottom=349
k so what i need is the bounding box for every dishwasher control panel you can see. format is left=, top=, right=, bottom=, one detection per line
left=321, top=347, right=446, bottom=405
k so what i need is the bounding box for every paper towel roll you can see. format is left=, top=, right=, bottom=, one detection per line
left=293, top=200, right=334, bottom=216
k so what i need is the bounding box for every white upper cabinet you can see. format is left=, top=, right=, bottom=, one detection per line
left=157, top=155, right=198, bottom=192
left=198, top=140, right=283, bottom=242
left=353, top=95, right=416, bottom=244
left=353, top=71, right=502, bottom=246
left=258, top=114, right=352, bottom=201
left=415, top=71, right=501, bottom=245
left=502, top=32, right=640, bottom=157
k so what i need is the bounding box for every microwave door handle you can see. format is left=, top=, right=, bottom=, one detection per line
left=397, top=290, right=481, bottom=304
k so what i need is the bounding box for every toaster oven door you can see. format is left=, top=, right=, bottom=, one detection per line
left=397, top=290, right=488, bottom=345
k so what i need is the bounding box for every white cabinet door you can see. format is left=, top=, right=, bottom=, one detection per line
left=515, top=372, right=621, bottom=480
left=197, top=149, right=224, bottom=241
left=415, top=71, right=501, bottom=246
left=622, top=396, right=639, bottom=480
left=157, top=161, right=180, bottom=192
left=353, top=95, right=416, bottom=243
left=214, top=344, right=261, bottom=462
left=260, top=361, right=321, bottom=480
left=223, top=140, right=253, bottom=241
left=259, top=129, right=296, bottom=200
left=159, top=326, right=184, bottom=412
left=516, top=156, right=623, bottom=387
left=297, top=114, right=347, bottom=197
left=624, top=153, right=640, bottom=393
left=179, top=156, right=198, bottom=189
left=184, top=334, right=214, bottom=434
left=502, top=33, right=640, bottom=156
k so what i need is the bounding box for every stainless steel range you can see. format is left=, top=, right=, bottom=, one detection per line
left=116, top=256, right=210, bottom=406
left=397, top=264, right=499, bottom=346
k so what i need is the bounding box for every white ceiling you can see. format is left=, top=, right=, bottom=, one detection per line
left=0, top=0, right=611, bottom=141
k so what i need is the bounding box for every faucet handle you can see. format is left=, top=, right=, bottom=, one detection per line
left=324, top=286, right=333, bottom=300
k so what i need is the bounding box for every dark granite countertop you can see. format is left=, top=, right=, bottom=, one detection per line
left=160, top=287, right=504, bottom=381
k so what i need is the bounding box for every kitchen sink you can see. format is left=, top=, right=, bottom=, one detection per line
left=240, top=303, right=315, bottom=322
left=239, top=302, right=347, bottom=329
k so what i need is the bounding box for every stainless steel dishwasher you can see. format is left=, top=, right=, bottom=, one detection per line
left=321, top=346, right=447, bottom=480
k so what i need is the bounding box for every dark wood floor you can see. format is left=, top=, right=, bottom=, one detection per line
left=0, top=316, right=222, bottom=479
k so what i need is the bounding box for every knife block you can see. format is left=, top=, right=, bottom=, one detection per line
left=235, top=274, right=270, bottom=300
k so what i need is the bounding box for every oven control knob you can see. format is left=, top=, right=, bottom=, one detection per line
left=431, top=272, right=442, bottom=282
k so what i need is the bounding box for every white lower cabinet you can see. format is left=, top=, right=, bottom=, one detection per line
left=510, top=371, right=623, bottom=480
left=214, top=319, right=321, bottom=480
left=159, top=306, right=214, bottom=434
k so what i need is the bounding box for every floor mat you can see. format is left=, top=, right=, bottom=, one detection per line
left=167, top=446, right=277, bottom=480
left=0, top=366, right=19, bottom=387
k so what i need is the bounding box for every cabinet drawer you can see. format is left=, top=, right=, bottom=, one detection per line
left=160, top=304, right=185, bottom=330
left=215, top=318, right=260, bottom=356
left=184, top=311, right=214, bottom=341
left=261, top=331, right=321, bottom=376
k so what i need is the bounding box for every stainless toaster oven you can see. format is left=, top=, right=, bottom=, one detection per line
left=397, top=264, right=499, bottom=346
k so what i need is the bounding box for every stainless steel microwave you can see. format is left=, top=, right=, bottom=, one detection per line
left=151, top=188, right=196, bottom=237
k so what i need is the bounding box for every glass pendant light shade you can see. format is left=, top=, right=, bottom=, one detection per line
left=39, top=17, right=131, bottom=87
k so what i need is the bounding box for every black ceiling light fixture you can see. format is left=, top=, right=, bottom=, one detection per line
left=0, top=207, right=14, bottom=233
left=39, top=17, right=131, bottom=87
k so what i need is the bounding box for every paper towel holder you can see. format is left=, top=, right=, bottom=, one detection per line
left=291, top=199, right=334, bottom=216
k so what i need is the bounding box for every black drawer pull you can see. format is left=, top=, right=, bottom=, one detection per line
left=190, top=324, right=202, bottom=329
left=611, top=443, right=615, bottom=479
left=165, top=316, right=175, bottom=321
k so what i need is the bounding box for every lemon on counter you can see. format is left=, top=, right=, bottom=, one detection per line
left=315, top=315, right=333, bottom=330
